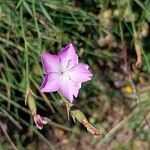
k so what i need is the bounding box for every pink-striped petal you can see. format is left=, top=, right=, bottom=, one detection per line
left=40, top=73, right=60, bottom=92
left=73, top=83, right=81, bottom=98
left=58, top=43, right=78, bottom=70
left=41, top=53, right=60, bottom=73
left=59, top=75, right=80, bottom=102
left=69, top=63, right=93, bottom=83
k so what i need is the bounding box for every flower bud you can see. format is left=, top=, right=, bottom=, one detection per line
left=27, top=90, right=36, bottom=116
left=27, top=89, right=47, bottom=129
left=71, top=109, right=100, bottom=138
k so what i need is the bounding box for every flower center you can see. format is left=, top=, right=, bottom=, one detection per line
left=59, top=59, right=76, bottom=77
left=60, top=70, right=65, bottom=75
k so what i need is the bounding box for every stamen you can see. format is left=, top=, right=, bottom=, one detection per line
left=66, top=60, right=71, bottom=69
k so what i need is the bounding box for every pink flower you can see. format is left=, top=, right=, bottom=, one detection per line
left=34, top=114, right=48, bottom=130
left=40, top=43, right=93, bottom=102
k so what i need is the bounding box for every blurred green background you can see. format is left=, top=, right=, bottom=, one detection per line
left=0, top=0, right=150, bottom=149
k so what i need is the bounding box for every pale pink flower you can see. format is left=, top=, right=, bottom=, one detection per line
left=40, top=43, right=92, bottom=102
left=33, top=114, right=48, bottom=130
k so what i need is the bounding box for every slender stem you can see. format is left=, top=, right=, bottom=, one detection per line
left=20, top=6, right=29, bottom=105
left=0, top=121, right=17, bottom=150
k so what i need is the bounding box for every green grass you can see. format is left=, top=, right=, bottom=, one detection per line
left=0, top=0, right=150, bottom=149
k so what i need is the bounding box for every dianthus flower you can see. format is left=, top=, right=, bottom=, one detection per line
left=40, top=43, right=92, bottom=102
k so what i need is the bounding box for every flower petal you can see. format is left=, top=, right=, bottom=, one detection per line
left=34, top=114, right=48, bottom=130
left=40, top=73, right=60, bottom=92
left=73, top=83, right=81, bottom=98
left=69, top=63, right=93, bottom=83
left=41, top=52, right=60, bottom=73
left=59, top=75, right=80, bottom=102
left=58, top=43, right=78, bottom=70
